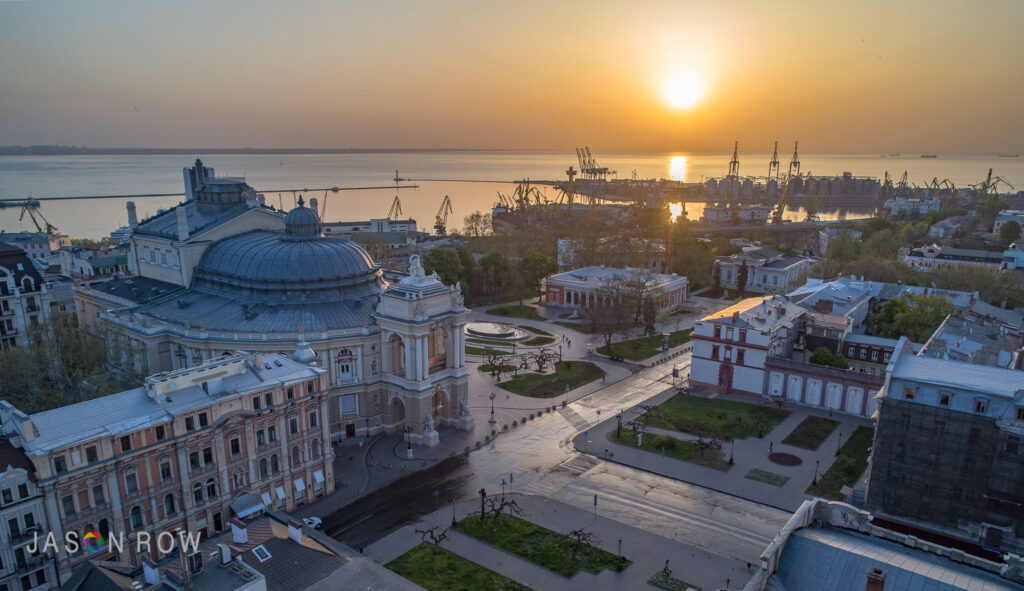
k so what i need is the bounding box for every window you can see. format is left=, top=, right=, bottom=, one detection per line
left=199, top=413, right=209, bottom=427
left=292, top=446, right=302, bottom=466
left=883, top=352, right=890, bottom=362
left=62, top=495, right=75, bottom=516
left=940, top=394, right=951, bottom=407
left=185, top=417, right=195, bottom=432
left=1017, top=407, right=1024, bottom=421
left=160, top=460, right=172, bottom=481
left=125, top=472, right=138, bottom=494
left=738, top=329, right=746, bottom=342
left=859, top=349, right=866, bottom=359
left=268, top=426, right=277, bottom=442
left=287, top=387, right=294, bottom=400
left=713, top=325, right=721, bottom=339
left=307, top=380, right=317, bottom=393
left=264, top=393, right=273, bottom=408
left=203, top=447, right=213, bottom=465
left=35, top=569, right=47, bottom=587
left=161, top=252, right=167, bottom=265
left=736, top=350, right=745, bottom=365
left=17, top=484, right=27, bottom=499
left=374, top=393, right=380, bottom=408
left=847, top=346, right=856, bottom=357
left=206, top=478, right=217, bottom=498
left=904, top=387, right=915, bottom=400
left=92, top=485, right=105, bottom=506
left=23, top=512, right=34, bottom=529
left=259, top=458, right=269, bottom=480
left=975, top=399, right=988, bottom=414
left=309, top=412, right=318, bottom=428
left=86, top=446, right=98, bottom=463
left=190, top=452, right=200, bottom=470
left=310, top=439, right=321, bottom=459
left=1, top=489, right=11, bottom=504
left=871, top=351, right=878, bottom=361
left=711, top=345, right=720, bottom=360
left=270, top=455, right=280, bottom=474
left=54, top=455, right=67, bottom=473
left=290, top=418, right=298, bottom=435
left=149, top=250, right=156, bottom=263
left=257, top=430, right=266, bottom=446
left=253, top=396, right=261, bottom=410
left=120, top=436, right=132, bottom=451
left=130, top=506, right=143, bottom=529
left=230, top=438, right=241, bottom=456
left=192, top=483, right=204, bottom=505
left=8, top=518, right=20, bottom=539
left=164, top=494, right=176, bottom=516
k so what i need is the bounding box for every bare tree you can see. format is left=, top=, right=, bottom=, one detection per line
left=522, top=348, right=559, bottom=373
left=483, top=496, right=524, bottom=529
left=762, top=393, right=787, bottom=410
left=566, top=527, right=602, bottom=561
left=415, top=525, right=449, bottom=552
left=695, top=429, right=722, bottom=457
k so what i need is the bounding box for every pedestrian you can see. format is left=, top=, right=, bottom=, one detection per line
left=609, top=450, right=614, bottom=458
left=602, top=375, right=606, bottom=384
left=769, top=441, right=773, bottom=453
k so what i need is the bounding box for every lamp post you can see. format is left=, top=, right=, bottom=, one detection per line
left=479, top=488, right=486, bottom=522
left=451, top=499, right=458, bottom=528
left=812, top=460, right=819, bottom=487
left=617, top=412, right=622, bottom=439
left=729, top=438, right=735, bottom=465
left=500, top=478, right=507, bottom=499
left=559, top=343, right=562, bottom=362
left=488, top=392, right=496, bottom=424
left=835, top=431, right=842, bottom=457
left=406, top=426, right=413, bottom=459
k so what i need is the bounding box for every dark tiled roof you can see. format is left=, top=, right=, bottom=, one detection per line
left=0, top=242, right=46, bottom=289
left=762, top=255, right=808, bottom=269
left=60, top=562, right=140, bottom=591
left=0, top=437, right=35, bottom=477
left=240, top=537, right=344, bottom=591
left=85, top=276, right=183, bottom=305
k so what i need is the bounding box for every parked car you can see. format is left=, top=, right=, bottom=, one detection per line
left=302, top=516, right=323, bottom=529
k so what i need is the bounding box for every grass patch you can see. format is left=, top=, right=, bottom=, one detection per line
left=641, top=395, right=790, bottom=440
left=517, top=325, right=553, bottom=336
left=806, top=426, right=874, bottom=500
left=522, top=336, right=556, bottom=346
left=488, top=305, right=545, bottom=321
left=456, top=513, right=627, bottom=577
left=497, top=361, right=603, bottom=397
left=466, top=337, right=512, bottom=347
left=553, top=321, right=599, bottom=333
left=480, top=363, right=518, bottom=374
left=465, top=346, right=509, bottom=356
left=745, top=468, right=790, bottom=487
left=609, top=429, right=731, bottom=471
left=386, top=543, right=530, bottom=591
left=596, top=329, right=693, bottom=360
left=782, top=416, right=839, bottom=450
left=648, top=570, right=701, bottom=591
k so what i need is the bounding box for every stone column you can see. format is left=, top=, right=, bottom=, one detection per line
left=404, top=337, right=415, bottom=381
left=175, top=446, right=191, bottom=509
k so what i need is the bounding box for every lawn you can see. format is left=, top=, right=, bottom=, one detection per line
left=596, top=329, right=693, bottom=360
left=806, top=426, right=874, bottom=500
left=465, top=346, right=509, bottom=357
left=522, top=336, right=556, bottom=346
left=488, top=305, right=546, bottom=321
left=648, top=571, right=701, bottom=591
left=497, top=361, right=603, bottom=397
left=641, top=395, right=790, bottom=440
left=781, top=416, right=839, bottom=450
left=553, top=321, right=598, bottom=333
left=466, top=337, right=512, bottom=347
left=518, top=325, right=553, bottom=336
left=609, top=430, right=732, bottom=471
left=745, top=468, right=790, bottom=487
left=386, top=543, right=530, bottom=591
left=456, top=513, right=627, bottom=577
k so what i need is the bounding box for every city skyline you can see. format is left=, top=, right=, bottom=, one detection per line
left=1, top=0, right=1022, bottom=153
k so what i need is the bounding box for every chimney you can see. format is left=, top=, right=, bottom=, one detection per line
left=257, top=193, right=266, bottom=206
left=218, top=543, right=232, bottom=565
left=231, top=518, right=248, bottom=544
left=176, top=207, right=189, bottom=241
left=288, top=519, right=303, bottom=543
left=127, top=201, right=139, bottom=229
left=732, top=311, right=739, bottom=322
left=866, top=566, right=886, bottom=591
left=142, top=556, right=160, bottom=585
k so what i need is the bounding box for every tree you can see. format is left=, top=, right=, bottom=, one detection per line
left=999, top=220, right=1021, bottom=247
left=566, top=528, right=601, bottom=561
left=415, top=525, right=449, bottom=553
left=694, top=428, right=722, bottom=456
left=522, top=348, right=559, bottom=373
left=809, top=346, right=850, bottom=369
left=735, top=261, right=749, bottom=293
left=422, top=247, right=463, bottom=286
left=483, top=496, right=524, bottom=529
left=874, top=294, right=953, bottom=342
left=827, top=232, right=861, bottom=263
left=519, top=251, right=557, bottom=303
left=463, top=210, right=492, bottom=238
left=587, top=278, right=634, bottom=351
left=478, top=251, right=509, bottom=295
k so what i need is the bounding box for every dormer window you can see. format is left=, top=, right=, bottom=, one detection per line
left=1017, top=406, right=1024, bottom=421
left=975, top=399, right=988, bottom=414
left=904, top=387, right=915, bottom=400
left=939, top=394, right=951, bottom=407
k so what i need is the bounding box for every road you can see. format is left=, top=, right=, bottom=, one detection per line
left=323, top=352, right=790, bottom=565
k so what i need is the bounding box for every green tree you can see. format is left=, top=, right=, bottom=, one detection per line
left=478, top=251, right=509, bottom=295
left=999, top=220, right=1021, bottom=247
left=735, top=261, right=749, bottom=293
left=462, top=210, right=492, bottom=238
left=519, top=251, right=557, bottom=303
left=874, top=294, right=953, bottom=342
left=422, top=247, right=463, bottom=286
left=827, top=232, right=861, bottom=264
left=809, top=346, right=850, bottom=369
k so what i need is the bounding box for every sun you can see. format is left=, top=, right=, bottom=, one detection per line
left=662, top=71, right=705, bottom=110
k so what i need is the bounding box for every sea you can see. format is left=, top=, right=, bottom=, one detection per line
left=1, top=151, right=1022, bottom=239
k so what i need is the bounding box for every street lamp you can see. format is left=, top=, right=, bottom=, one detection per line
left=500, top=478, right=507, bottom=499
left=559, top=343, right=562, bottom=361
left=617, top=412, right=622, bottom=439
left=406, top=426, right=413, bottom=459
left=489, top=392, right=496, bottom=424
left=479, top=488, right=487, bottom=522
left=835, top=431, right=842, bottom=457
left=812, top=460, right=819, bottom=487
left=451, top=499, right=458, bottom=528
left=729, top=438, right=735, bottom=465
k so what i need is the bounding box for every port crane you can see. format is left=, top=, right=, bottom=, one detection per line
left=725, top=141, right=741, bottom=223
left=434, top=195, right=453, bottom=236
left=788, top=141, right=801, bottom=177
left=16, top=199, right=59, bottom=234
left=386, top=195, right=404, bottom=220
left=575, top=147, right=615, bottom=181
left=768, top=141, right=780, bottom=179
left=971, top=168, right=1014, bottom=203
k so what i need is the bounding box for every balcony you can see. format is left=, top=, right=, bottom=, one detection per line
left=16, top=554, right=51, bottom=573
left=7, top=525, right=42, bottom=545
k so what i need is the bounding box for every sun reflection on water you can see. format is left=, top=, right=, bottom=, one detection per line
left=669, top=155, right=687, bottom=181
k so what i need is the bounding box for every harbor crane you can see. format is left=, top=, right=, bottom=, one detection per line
left=434, top=195, right=453, bottom=236
left=575, top=146, right=614, bottom=181
left=18, top=200, right=58, bottom=234
left=726, top=141, right=741, bottom=223
left=768, top=141, right=780, bottom=179
left=788, top=141, right=801, bottom=178
left=971, top=168, right=1014, bottom=203
left=387, top=195, right=403, bottom=220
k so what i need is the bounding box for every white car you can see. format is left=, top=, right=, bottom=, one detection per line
left=302, top=516, right=323, bottom=530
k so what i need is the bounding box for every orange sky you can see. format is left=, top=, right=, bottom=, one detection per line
left=1, top=0, right=1022, bottom=152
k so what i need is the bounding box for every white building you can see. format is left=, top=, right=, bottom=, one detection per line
left=690, top=296, right=804, bottom=396
left=716, top=247, right=814, bottom=294
left=543, top=266, right=688, bottom=312
left=0, top=233, right=69, bottom=262
left=0, top=244, right=54, bottom=353
left=884, top=196, right=940, bottom=217
left=899, top=244, right=1005, bottom=272
left=0, top=438, right=57, bottom=591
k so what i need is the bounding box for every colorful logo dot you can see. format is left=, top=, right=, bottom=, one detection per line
left=83, top=531, right=104, bottom=553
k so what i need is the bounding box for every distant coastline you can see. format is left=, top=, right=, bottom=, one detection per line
left=0, top=145, right=488, bottom=156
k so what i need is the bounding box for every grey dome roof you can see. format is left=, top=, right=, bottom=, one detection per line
left=191, top=229, right=383, bottom=303
left=283, top=197, right=321, bottom=240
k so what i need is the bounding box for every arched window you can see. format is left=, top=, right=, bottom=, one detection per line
left=192, top=482, right=204, bottom=505
left=259, top=458, right=269, bottom=480
left=130, top=506, right=143, bottom=530
left=270, top=455, right=280, bottom=474
left=98, top=519, right=110, bottom=539
left=22, top=277, right=34, bottom=292
left=336, top=349, right=353, bottom=380
left=371, top=359, right=378, bottom=375
left=164, top=494, right=176, bottom=516
left=204, top=478, right=216, bottom=498
left=291, top=445, right=302, bottom=466
left=310, top=439, right=321, bottom=459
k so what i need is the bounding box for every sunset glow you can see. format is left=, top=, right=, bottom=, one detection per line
left=662, top=72, right=705, bottom=110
